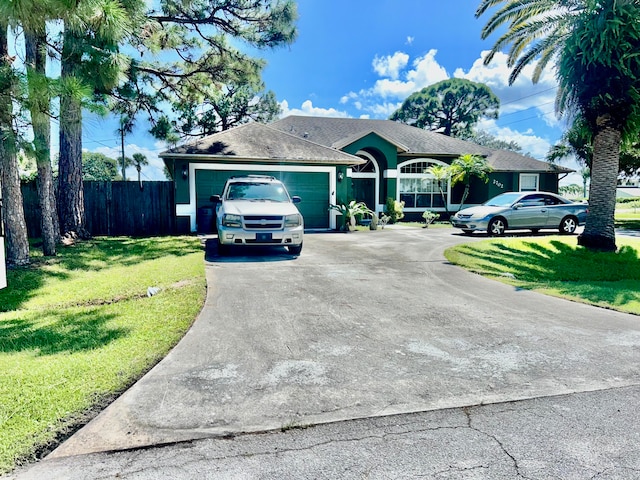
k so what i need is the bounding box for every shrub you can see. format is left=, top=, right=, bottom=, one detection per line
left=422, top=210, right=440, bottom=226
left=384, top=197, right=404, bottom=223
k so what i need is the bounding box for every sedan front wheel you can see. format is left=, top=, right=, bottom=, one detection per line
left=488, top=217, right=506, bottom=236
left=559, top=216, right=578, bottom=234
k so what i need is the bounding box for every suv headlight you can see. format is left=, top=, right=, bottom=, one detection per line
left=222, top=214, right=242, bottom=228
left=284, top=214, right=302, bottom=227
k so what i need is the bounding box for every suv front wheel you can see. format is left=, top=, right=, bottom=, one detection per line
left=288, top=243, right=302, bottom=255
left=218, top=238, right=231, bottom=256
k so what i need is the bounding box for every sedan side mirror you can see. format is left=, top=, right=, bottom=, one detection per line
left=292, top=196, right=302, bottom=204
left=513, top=203, right=522, bottom=209
left=210, top=195, right=221, bottom=203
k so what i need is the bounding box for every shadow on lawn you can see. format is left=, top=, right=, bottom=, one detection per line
left=0, top=308, right=127, bottom=354
left=455, top=239, right=640, bottom=308
left=0, top=236, right=203, bottom=313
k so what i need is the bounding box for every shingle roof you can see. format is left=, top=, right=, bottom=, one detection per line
left=161, top=116, right=572, bottom=174
left=484, top=149, right=571, bottom=173
left=160, top=122, right=365, bottom=165
left=271, top=116, right=488, bottom=156
left=270, top=116, right=573, bottom=173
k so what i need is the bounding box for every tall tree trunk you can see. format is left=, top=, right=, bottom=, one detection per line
left=120, top=127, right=127, bottom=181
left=578, top=115, right=619, bottom=252
left=25, top=29, right=59, bottom=255
left=58, top=28, right=89, bottom=239
left=0, top=21, right=29, bottom=266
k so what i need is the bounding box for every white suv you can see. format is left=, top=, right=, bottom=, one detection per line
left=212, top=175, right=304, bottom=255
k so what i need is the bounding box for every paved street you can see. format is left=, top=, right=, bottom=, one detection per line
left=7, top=227, right=640, bottom=479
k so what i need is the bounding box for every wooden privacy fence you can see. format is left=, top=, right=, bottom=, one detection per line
left=21, top=181, right=177, bottom=238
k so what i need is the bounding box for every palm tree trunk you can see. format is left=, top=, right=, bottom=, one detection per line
left=0, top=21, right=29, bottom=266
left=58, top=28, right=89, bottom=239
left=578, top=117, right=619, bottom=252
left=120, top=128, right=127, bottom=181
left=25, top=28, right=59, bottom=255
left=458, top=184, right=470, bottom=212
left=438, top=182, right=449, bottom=216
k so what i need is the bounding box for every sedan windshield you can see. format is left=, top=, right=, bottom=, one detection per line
left=484, top=193, right=523, bottom=207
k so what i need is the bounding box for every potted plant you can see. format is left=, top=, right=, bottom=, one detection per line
left=329, top=201, right=374, bottom=231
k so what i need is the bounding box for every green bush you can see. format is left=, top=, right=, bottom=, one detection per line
left=384, top=197, right=405, bottom=224
left=422, top=210, right=440, bottom=225
left=617, top=197, right=640, bottom=205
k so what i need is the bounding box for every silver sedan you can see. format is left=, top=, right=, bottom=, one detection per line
left=450, top=191, right=588, bottom=236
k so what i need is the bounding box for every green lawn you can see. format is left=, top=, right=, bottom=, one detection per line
left=0, top=237, right=207, bottom=474
left=444, top=235, right=640, bottom=315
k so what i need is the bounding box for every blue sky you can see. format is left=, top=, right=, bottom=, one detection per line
left=81, top=0, right=580, bottom=184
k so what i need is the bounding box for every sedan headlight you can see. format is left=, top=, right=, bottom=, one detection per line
left=222, top=214, right=242, bottom=228
left=284, top=214, right=302, bottom=227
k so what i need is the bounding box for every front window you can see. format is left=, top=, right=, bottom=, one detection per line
left=399, top=160, right=448, bottom=209
left=520, top=174, right=539, bottom=192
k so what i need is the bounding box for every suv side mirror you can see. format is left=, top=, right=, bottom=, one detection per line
left=292, top=196, right=302, bottom=204
left=210, top=195, right=221, bottom=203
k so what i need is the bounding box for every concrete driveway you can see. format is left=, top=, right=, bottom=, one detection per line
left=34, top=226, right=640, bottom=462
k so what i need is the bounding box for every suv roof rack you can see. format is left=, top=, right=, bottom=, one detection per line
left=228, top=175, right=277, bottom=180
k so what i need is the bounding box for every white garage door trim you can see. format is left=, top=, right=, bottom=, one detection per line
left=176, top=163, right=338, bottom=231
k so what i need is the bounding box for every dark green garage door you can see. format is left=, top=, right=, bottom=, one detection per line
left=196, top=169, right=330, bottom=229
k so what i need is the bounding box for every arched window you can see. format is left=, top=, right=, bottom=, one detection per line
left=398, top=159, right=448, bottom=210
left=352, top=156, right=376, bottom=173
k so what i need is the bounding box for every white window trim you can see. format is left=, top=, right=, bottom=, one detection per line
left=519, top=173, right=540, bottom=192
left=177, top=163, right=337, bottom=231
left=351, top=151, right=381, bottom=213
left=396, top=158, right=450, bottom=212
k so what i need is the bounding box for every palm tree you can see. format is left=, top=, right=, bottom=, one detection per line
left=579, top=167, right=590, bottom=199
left=546, top=116, right=593, bottom=167
left=556, top=0, right=640, bottom=251
left=116, top=115, right=135, bottom=181
left=131, top=153, right=148, bottom=188
left=425, top=164, right=450, bottom=215
left=477, top=0, right=640, bottom=251
left=476, top=0, right=584, bottom=85
left=449, top=154, right=493, bottom=211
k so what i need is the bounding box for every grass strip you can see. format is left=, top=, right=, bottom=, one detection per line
left=0, top=236, right=206, bottom=473
left=444, top=235, right=640, bottom=315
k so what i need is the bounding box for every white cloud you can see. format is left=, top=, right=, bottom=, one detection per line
left=279, top=99, right=349, bottom=118
left=372, top=52, right=409, bottom=81
left=405, top=50, right=449, bottom=88
left=476, top=118, right=552, bottom=160
left=90, top=144, right=168, bottom=181
left=406, top=36, right=414, bottom=46
left=342, top=49, right=449, bottom=115
left=455, top=51, right=559, bottom=125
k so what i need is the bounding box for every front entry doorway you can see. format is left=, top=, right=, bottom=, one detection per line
left=351, top=151, right=380, bottom=213
left=352, top=177, right=376, bottom=211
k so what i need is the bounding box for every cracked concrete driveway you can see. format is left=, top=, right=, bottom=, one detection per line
left=9, top=227, right=640, bottom=479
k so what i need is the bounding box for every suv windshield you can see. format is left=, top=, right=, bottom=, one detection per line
left=226, top=182, right=290, bottom=202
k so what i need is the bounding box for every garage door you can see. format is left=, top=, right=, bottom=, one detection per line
left=196, top=169, right=330, bottom=229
